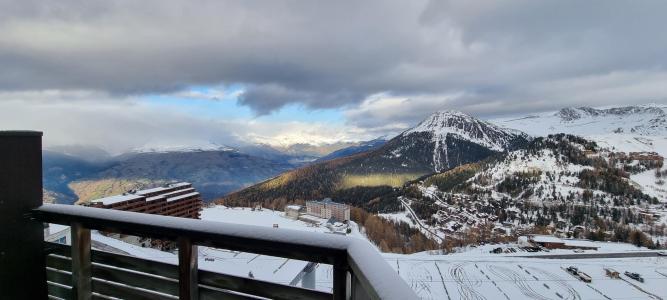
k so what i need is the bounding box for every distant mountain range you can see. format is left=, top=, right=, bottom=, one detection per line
left=219, top=110, right=529, bottom=206
left=220, top=103, right=667, bottom=206
left=492, top=103, right=667, bottom=157
left=315, top=138, right=387, bottom=162
left=45, top=103, right=667, bottom=206
left=43, top=148, right=295, bottom=204
left=221, top=105, right=667, bottom=248
left=43, top=138, right=389, bottom=204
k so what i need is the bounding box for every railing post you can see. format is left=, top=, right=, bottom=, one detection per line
left=0, top=131, right=47, bottom=299
left=350, top=271, right=372, bottom=300
left=178, top=237, right=199, bottom=300
left=333, top=261, right=348, bottom=300
left=71, top=222, right=92, bottom=299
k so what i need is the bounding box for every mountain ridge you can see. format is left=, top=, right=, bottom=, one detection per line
left=219, top=110, right=529, bottom=206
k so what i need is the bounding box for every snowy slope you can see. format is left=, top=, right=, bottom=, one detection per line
left=405, top=110, right=529, bottom=152
left=492, top=103, right=667, bottom=157
left=491, top=104, right=667, bottom=200
left=382, top=110, right=529, bottom=172
left=396, top=134, right=666, bottom=247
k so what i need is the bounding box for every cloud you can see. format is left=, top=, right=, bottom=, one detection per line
left=0, top=91, right=370, bottom=153
left=1, top=1, right=667, bottom=139
left=0, top=94, right=236, bottom=154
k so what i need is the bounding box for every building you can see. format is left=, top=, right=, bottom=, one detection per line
left=84, top=182, right=203, bottom=219
left=44, top=223, right=71, bottom=245
left=2, top=130, right=418, bottom=300
left=285, top=205, right=303, bottom=220
left=305, top=198, right=350, bottom=221
left=521, top=235, right=600, bottom=250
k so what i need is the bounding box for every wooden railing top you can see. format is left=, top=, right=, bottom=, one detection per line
left=33, top=204, right=419, bottom=300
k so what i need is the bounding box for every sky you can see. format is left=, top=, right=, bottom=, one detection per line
left=1, top=0, right=667, bottom=154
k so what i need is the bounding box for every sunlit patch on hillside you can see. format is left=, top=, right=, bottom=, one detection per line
left=258, top=172, right=295, bottom=191
left=70, top=178, right=165, bottom=204
left=340, top=173, right=423, bottom=189
left=423, top=162, right=484, bottom=191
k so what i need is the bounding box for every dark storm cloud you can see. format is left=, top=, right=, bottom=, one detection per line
left=1, top=0, right=667, bottom=120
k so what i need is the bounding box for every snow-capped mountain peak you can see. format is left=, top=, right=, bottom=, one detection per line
left=404, top=110, right=528, bottom=152
left=131, top=141, right=235, bottom=153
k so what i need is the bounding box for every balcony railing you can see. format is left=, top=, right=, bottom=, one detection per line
left=0, top=131, right=418, bottom=300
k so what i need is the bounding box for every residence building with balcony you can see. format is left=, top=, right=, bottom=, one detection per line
left=85, top=182, right=202, bottom=219
left=0, top=131, right=417, bottom=300
left=306, top=198, right=350, bottom=221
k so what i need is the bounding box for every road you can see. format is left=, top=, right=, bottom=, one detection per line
left=519, top=252, right=662, bottom=259
left=398, top=197, right=444, bottom=243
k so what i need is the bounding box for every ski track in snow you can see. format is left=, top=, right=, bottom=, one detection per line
left=487, top=265, right=553, bottom=300
left=450, top=263, right=486, bottom=300
left=526, top=266, right=581, bottom=300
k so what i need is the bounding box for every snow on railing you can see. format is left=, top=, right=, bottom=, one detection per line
left=33, top=204, right=418, bottom=300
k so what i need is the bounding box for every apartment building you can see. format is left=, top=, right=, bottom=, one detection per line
left=305, top=198, right=350, bottom=221
left=85, top=182, right=202, bottom=219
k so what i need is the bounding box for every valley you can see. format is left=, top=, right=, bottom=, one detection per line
left=44, top=104, right=667, bottom=254
left=220, top=104, right=667, bottom=254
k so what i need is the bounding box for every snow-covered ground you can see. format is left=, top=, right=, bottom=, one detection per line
left=631, top=168, right=667, bottom=200
left=61, top=205, right=667, bottom=299
left=201, top=206, right=331, bottom=233
left=491, top=104, right=667, bottom=157
left=379, top=211, right=414, bottom=226
left=386, top=249, right=667, bottom=300
left=78, top=206, right=362, bottom=292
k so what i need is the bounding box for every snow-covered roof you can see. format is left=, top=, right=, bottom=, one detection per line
left=48, top=223, right=70, bottom=235
left=91, top=194, right=144, bottom=206
left=307, top=198, right=347, bottom=207
left=285, top=205, right=302, bottom=210
left=563, top=239, right=599, bottom=248
left=167, top=192, right=200, bottom=202
left=146, top=195, right=166, bottom=202
left=135, top=183, right=191, bottom=195
left=161, top=187, right=195, bottom=197
left=169, top=182, right=191, bottom=188
left=136, top=186, right=168, bottom=195
left=530, top=235, right=564, bottom=244
left=298, top=214, right=325, bottom=224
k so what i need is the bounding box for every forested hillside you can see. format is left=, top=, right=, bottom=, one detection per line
left=220, top=110, right=528, bottom=208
